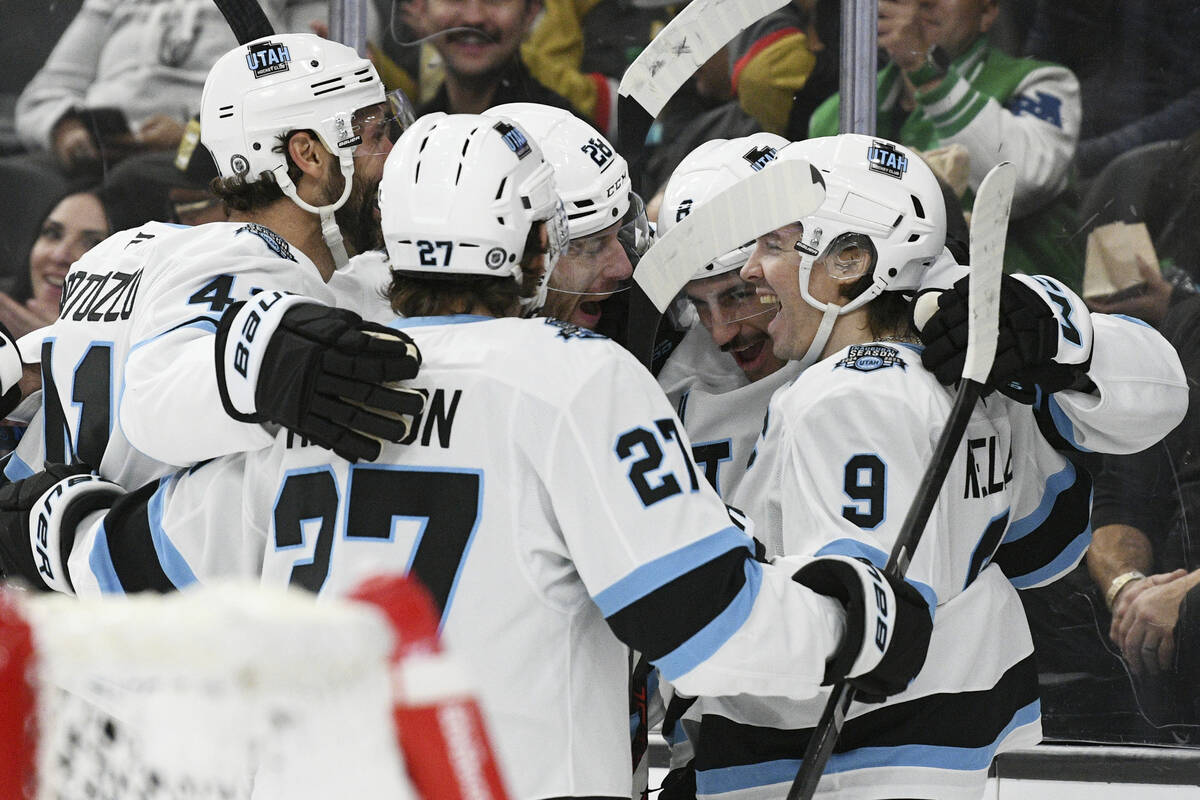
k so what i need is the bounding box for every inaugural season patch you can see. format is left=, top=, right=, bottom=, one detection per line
left=867, top=140, right=908, bottom=179
left=835, top=343, right=907, bottom=373
left=235, top=223, right=297, bottom=262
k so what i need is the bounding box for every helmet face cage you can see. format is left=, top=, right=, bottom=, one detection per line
left=380, top=113, right=567, bottom=312
left=775, top=135, right=946, bottom=317
left=486, top=103, right=631, bottom=239
left=200, top=35, right=390, bottom=184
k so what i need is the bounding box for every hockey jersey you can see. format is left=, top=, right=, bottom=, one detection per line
left=5, top=221, right=334, bottom=488
left=707, top=314, right=1188, bottom=800
left=59, top=315, right=871, bottom=800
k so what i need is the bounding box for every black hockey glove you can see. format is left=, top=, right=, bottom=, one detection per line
left=0, top=320, right=26, bottom=420
left=914, top=273, right=1094, bottom=404
left=215, top=293, right=427, bottom=462
left=792, top=555, right=932, bottom=702
left=0, top=464, right=122, bottom=593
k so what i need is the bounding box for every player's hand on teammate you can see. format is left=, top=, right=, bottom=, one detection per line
left=0, top=464, right=122, bottom=593
left=215, top=294, right=427, bottom=462
left=913, top=273, right=1095, bottom=403
left=792, top=555, right=932, bottom=701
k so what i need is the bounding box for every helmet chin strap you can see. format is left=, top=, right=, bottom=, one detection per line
left=273, top=155, right=355, bottom=269
left=795, top=302, right=841, bottom=371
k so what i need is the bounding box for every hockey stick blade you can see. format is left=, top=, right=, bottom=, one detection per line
left=787, top=162, right=1014, bottom=800
left=618, top=0, right=789, bottom=119
left=625, top=158, right=826, bottom=369
left=212, top=0, right=275, bottom=44
left=616, top=0, right=787, bottom=190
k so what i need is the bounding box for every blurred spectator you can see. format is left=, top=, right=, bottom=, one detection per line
left=1024, top=0, right=1200, bottom=181
left=0, top=0, right=82, bottom=156
left=521, top=0, right=674, bottom=139
left=1087, top=292, right=1200, bottom=735
left=15, top=0, right=326, bottom=176
left=407, top=0, right=579, bottom=116
left=808, top=0, right=1085, bottom=290
left=0, top=184, right=112, bottom=340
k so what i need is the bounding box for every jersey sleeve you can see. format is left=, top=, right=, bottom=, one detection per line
left=119, top=228, right=332, bottom=466
left=1032, top=312, right=1188, bottom=455
left=64, top=454, right=266, bottom=598
left=532, top=344, right=844, bottom=700
left=916, top=63, right=1081, bottom=217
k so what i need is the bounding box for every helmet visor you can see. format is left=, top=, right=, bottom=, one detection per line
left=617, top=191, right=654, bottom=265
left=346, top=89, right=416, bottom=155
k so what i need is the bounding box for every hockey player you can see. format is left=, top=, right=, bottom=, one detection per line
left=675, top=135, right=1188, bottom=799
left=485, top=102, right=650, bottom=331
left=0, top=115, right=935, bottom=800
left=5, top=33, right=425, bottom=489
left=653, top=133, right=796, bottom=502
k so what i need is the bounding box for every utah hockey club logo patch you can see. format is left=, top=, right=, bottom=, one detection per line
left=867, top=140, right=908, bottom=179
left=835, top=343, right=907, bottom=373
left=742, top=145, right=778, bottom=171
left=246, top=41, right=291, bottom=78
left=493, top=121, right=532, bottom=159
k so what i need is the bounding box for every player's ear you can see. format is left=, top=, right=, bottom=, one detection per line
left=285, top=130, right=330, bottom=181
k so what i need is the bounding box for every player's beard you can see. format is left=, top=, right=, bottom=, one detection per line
left=322, top=169, right=384, bottom=255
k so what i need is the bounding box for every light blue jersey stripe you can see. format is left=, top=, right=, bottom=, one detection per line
left=654, top=559, right=762, bottom=681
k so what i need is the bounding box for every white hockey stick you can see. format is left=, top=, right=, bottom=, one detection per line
left=624, top=158, right=827, bottom=367
left=616, top=0, right=789, bottom=186
left=786, top=161, right=1016, bottom=800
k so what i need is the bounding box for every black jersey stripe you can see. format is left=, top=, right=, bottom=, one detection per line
left=693, top=653, right=1039, bottom=772
left=103, top=481, right=181, bottom=593
left=605, top=547, right=749, bottom=661
left=992, top=466, right=1092, bottom=586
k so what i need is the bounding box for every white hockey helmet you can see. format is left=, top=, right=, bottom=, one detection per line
left=379, top=113, right=569, bottom=313
left=659, top=132, right=789, bottom=280
left=200, top=34, right=413, bottom=264
left=762, top=134, right=946, bottom=367
left=774, top=134, right=946, bottom=313
left=487, top=102, right=631, bottom=239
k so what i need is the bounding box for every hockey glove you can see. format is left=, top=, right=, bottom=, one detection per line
left=914, top=273, right=1094, bottom=403
left=0, top=320, right=25, bottom=420
left=215, top=293, right=427, bottom=462
left=792, top=555, right=932, bottom=701
left=0, top=464, right=122, bottom=594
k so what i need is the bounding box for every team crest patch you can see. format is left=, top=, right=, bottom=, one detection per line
left=493, top=121, right=531, bottom=159
left=245, top=41, right=291, bottom=78
left=235, top=223, right=297, bottom=262
left=742, top=145, right=778, bottom=171
left=835, top=343, right=906, bottom=373
left=867, top=140, right=908, bottom=179
left=544, top=317, right=606, bottom=341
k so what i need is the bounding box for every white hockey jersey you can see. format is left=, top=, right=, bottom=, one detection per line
left=61, top=315, right=867, bottom=800
left=5, top=221, right=333, bottom=488
left=705, top=314, right=1188, bottom=800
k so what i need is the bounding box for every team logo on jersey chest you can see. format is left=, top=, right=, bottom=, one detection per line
left=245, top=41, right=291, bottom=78
left=867, top=140, right=908, bottom=179
left=835, top=343, right=906, bottom=373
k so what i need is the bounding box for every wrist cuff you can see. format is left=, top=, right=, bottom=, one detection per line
left=28, top=474, right=122, bottom=595
left=215, top=292, right=307, bottom=421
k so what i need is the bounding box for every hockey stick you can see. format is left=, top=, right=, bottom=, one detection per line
left=786, top=161, right=1016, bottom=800
left=211, top=0, right=275, bottom=44
left=616, top=0, right=789, bottom=193
left=624, top=158, right=827, bottom=369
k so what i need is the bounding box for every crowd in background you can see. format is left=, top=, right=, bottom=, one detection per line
left=3, top=0, right=1200, bottom=749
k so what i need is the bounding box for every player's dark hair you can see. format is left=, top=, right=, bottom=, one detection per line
left=209, top=132, right=307, bottom=213
left=844, top=259, right=916, bottom=341
left=387, top=222, right=548, bottom=318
